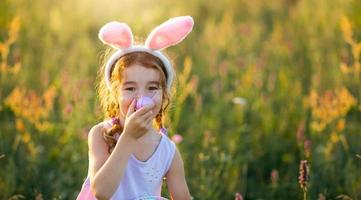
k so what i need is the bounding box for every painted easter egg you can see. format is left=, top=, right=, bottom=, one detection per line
left=135, top=96, right=154, bottom=110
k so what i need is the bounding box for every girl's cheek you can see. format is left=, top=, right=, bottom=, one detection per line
left=152, top=94, right=163, bottom=114
left=119, top=96, right=134, bottom=117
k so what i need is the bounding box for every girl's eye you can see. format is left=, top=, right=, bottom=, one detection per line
left=148, top=86, right=160, bottom=90
left=124, top=87, right=136, bottom=91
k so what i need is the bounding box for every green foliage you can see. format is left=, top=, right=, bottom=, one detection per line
left=0, top=0, right=360, bottom=199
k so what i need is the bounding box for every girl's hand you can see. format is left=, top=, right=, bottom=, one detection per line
left=122, top=99, right=155, bottom=140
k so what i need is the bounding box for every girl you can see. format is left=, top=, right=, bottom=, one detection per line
left=76, top=16, right=194, bottom=200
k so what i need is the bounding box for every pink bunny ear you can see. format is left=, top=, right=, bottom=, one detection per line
left=145, top=16, right=194, bottom=50
left=98, top=21, right=133, bottom=49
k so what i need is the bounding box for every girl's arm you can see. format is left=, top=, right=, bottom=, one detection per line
left=89, top=100, right=154, bottom=200
left=166, top=148, right=192, bottom=200
left=88, top=124, right=136, bottom=200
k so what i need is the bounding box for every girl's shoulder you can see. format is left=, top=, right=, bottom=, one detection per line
left=160, top=128, right=175, bottom=144
left=88, top=121, right=107, bottom=141
left=87, top=122, right=109, bottom=155
left=159, top=129, right=177, bottom=153
left=89, top=119, right=112, bottom=133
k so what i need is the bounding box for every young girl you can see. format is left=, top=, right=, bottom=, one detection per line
left=76, top=16, right=194, bottom=200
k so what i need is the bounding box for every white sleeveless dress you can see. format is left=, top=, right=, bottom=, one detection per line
left=76, top=120, right=176, bottom=200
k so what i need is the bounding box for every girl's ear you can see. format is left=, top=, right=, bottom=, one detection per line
left=145, top=16, right=194, bottom=50
left=98, top=21, right=133, bottom=49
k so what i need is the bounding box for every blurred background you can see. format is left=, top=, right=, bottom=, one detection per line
left=1, top=0, right=360, bottom=199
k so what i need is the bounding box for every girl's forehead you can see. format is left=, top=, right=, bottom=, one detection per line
left=121, top=64, right=160, bottom=83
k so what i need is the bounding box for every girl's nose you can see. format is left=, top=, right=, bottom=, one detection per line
left=135, top=90, right=156, bottom=99
left=135, top=90, right=146, bottom=99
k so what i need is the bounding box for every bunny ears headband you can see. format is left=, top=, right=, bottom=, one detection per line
left=98, top=16, right=194, bottom=91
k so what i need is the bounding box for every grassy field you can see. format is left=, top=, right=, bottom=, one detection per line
left=1, top=0, right=360, bottom=199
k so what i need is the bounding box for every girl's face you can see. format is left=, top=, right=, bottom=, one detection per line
left=118, top=64, right=163, bottom=122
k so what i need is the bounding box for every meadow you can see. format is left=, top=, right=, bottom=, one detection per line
left=0, top=0, right=360, bottom=199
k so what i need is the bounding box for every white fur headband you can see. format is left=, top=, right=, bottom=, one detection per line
left=98, top=16, right=194, bottom=91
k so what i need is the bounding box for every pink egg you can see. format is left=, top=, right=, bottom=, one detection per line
left=135, top=96, right=154, bottom=110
